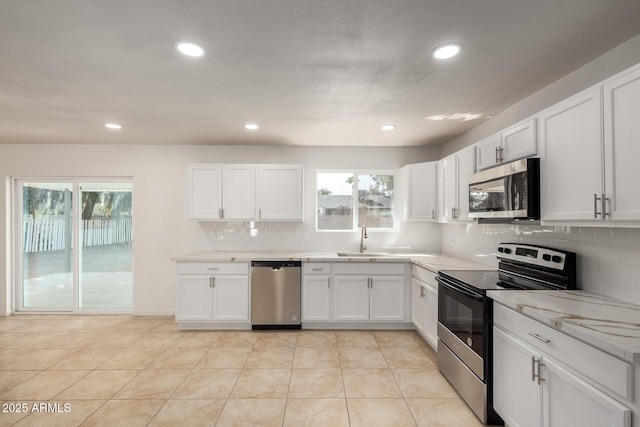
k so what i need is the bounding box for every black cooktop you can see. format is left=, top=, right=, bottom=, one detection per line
left=439, top=270, right=501, bottom=292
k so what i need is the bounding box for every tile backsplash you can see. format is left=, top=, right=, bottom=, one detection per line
left=441, top=223, right=640, bottom=305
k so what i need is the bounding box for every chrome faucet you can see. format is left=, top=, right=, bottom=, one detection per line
left=359, top=225, right=367, bottom=253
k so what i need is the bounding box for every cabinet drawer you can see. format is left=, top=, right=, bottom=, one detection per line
left=176, top=262, right=249, bottom=275
left=334, top=262, right=406, bottom=275
left=303, top=263, right=331, bottom=274
left=494, top=303, right=633, bottom=401
left=411, top=265, right=437, bottom=286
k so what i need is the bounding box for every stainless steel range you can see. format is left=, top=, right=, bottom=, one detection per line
left=436, top=243, right=577, bottom=424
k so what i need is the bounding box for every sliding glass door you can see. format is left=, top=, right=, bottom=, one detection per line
left=17, top=180, right=133, bottom=312
left=21, top=182, right=75, bottom=309
left=79, top=183, right=133, bottom=309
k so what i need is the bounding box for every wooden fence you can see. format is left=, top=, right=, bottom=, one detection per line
left=23, top=216, right=132, bottom=253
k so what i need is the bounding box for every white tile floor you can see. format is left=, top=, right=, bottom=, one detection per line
left=0, top=315, right=487, bottom=426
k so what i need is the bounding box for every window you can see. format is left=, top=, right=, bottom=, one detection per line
left=316, top=171, right=396, bottom=231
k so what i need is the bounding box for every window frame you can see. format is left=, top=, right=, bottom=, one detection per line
left=315, top=169, right=398, bottom=232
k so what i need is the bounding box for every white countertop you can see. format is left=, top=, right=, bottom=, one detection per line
left=488, top=289, right=640, bottom=364
left=171, top=251, right=494, bottom=273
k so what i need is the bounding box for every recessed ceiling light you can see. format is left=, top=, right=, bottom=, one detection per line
left=381, top=124, right=396, bottom=131
left=176, top=41, right=205, bottom=57
left=105, top=123, right=122, bottom=130
left=244, top=123, right=259, bottom=130
left=432, top=43, right=462, bottom=60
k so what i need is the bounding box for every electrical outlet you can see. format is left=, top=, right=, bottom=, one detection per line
left=448, top=234, right=455, bottom=245
left=303, top=232, right=310, bottom=241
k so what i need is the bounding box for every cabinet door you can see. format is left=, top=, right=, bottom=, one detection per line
left=542, top=359, right=631, bottom=427
left=370, top=276, right=404, bottom=321
left=502, top=119, right=537, bottom=164
left=189, top=165, right=222, bottom=219
left=411, top=278, right=426, bottom=333
left=539, top=87, right=604, bottom=221
left=333, top=275, right=369, bottom=321
left=454, top=146, right=476, bottom=221
left=403, top=162, right=437, bottom=221
left=603, top=66, right=640, bottom=222
left=256, top=165, right=303, bottom=220
left=422, top=282, right=438, bottom=350
left=441, top=155, right=457, bottom=221
left=476, top=133, right=502, bottom=171
left=493, top=326, right=542, bottom=427
left=176, top=275, right=213, bottom=321
left=212, top=276, right=249, bottom=321
left=222, top=165, right=255, bottom=220
left=302, top=275, right=332, bottom=321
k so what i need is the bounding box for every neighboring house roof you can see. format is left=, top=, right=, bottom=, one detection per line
left=318, top=194, right=393, bottom=209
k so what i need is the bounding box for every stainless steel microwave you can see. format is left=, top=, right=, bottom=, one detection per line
left=468, top=158, right=540, bottom=220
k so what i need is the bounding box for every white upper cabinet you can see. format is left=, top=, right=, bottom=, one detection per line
left=455, top=146, right=476, bottom=221
left=603, top=65, right=640, bottom=222
left=221, top=165, right=255, bottom=220
left=189, top=164, right=223, bottom=219
left=256, top=165, right=304, bottom=221
left=475, top=133, right=502, bottom=171
left=476, top=119, right=537, bottom=171
left=188, top=164, right=254, bottom=220
left=401, top=161, right=437, bottom=221
left=189, top=163, right=303, bottom=221
left=439, top=146, right=476, bottom=222
left=538, top=86, right=604, bottom=221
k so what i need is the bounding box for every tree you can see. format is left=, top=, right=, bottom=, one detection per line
left=317, top=188, right=332, bottom=195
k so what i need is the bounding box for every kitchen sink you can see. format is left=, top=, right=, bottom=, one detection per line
left=336, top=252, right=390, bottom=257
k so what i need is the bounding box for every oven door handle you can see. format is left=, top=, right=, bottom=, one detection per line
left=437, top=278, right=484, bottom=301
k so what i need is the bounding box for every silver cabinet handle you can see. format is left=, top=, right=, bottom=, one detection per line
left=218, top=208, right=222, bottom=219
left=594, top=193, right=601, bottom=218
left=495, top=146, right=499, bottom=163
left=259, top=208, right=262, bottom=219
left=531, top=356, right=544, bottom=385
left=451, top=207, right=457, bottom=219
left=432, top=209, right=435, bottom=219
left=420, top=287, right=425, bottom=298
left=498, top=146, right=504, bottom=162
left=221, top=208, right=224, bottom=219
left=602, top=194, right=609, bottom=218
left=209, top=277, right=213, bottom=288
left=211, top=276, right=215, bottom=288
left=528, top=332, right=550, bottom=344
left=328, top=277, right=331, bottom=289
left=207, top=267, right=219, bottom=271
left=312, top=268, right=323, bottom=271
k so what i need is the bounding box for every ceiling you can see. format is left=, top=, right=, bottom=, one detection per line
left=2, top=1, right=640, bottom=147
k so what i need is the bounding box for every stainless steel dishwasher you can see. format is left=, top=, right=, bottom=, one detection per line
left=250, top=261, right=301, bottom=329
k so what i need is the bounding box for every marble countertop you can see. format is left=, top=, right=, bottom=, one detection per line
left=488, top=290, right=640, bottom=364
left=171, top=251, right=494, bottom=273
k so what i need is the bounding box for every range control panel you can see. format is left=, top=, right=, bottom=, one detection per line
left=497, top=243, right=568, bottom=270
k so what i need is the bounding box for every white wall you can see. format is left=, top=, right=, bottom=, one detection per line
left=442, top=33, right=640, bottom=157
left=441, top=223, right=640, bottom=306
left=0, top=144, right=440, bottom=315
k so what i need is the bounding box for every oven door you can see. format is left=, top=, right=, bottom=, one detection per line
left=437, top=276, right=487, bottom=380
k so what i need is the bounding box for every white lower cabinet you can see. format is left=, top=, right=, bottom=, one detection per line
left=411, top=265, right=438, bottom=350
left=302, top=262, right=407, bottom=324
left=333, top=274, right=405, bottom=321
left=493, top=303, right=631, bottom=427
left=302, top=275, right=332, bottom=321
left=175, top=263, right=250, bottom=325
